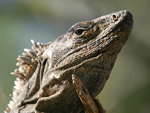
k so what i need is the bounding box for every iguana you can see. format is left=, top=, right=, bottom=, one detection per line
left=6, top=10, right=133, bottom=113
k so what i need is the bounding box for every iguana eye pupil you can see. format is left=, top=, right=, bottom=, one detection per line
left=75, top=29, right=85, bottom=35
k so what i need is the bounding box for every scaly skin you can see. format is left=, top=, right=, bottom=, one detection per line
left=6, top=10, right=133, bottom=113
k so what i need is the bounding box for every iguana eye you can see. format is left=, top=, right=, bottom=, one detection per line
left=75, top=29, right=85, bottom=35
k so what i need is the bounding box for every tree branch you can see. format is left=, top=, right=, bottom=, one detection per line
left=72, top=74, right=105, bottom=113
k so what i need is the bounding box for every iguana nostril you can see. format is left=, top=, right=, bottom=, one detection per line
left=112, top=14, right=117, bottom=20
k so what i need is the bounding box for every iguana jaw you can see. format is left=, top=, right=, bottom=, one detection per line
left=52, top=10, right=133, bottom=70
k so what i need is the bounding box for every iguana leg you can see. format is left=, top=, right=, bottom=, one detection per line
left=72, top=74, right=105, bottom=113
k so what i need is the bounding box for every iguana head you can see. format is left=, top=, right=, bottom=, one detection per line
left=43, top=10, right=133, bottom=71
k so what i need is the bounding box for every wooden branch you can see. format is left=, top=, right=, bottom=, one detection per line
left=72, top=74, right=105, bottom=113
left=93, top=98, right=106, bottom=113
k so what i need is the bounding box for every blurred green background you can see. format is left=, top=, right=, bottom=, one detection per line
left=0, top=0, right=150, bottom=113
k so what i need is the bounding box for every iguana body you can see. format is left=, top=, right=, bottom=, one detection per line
left=6, top=10, right=133, bottom=113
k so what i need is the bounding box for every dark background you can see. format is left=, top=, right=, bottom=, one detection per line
left=0, top=0, right=150, bottom=113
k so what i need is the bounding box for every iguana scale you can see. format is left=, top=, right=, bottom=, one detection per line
left=6, top=10, right=133, bottom=113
